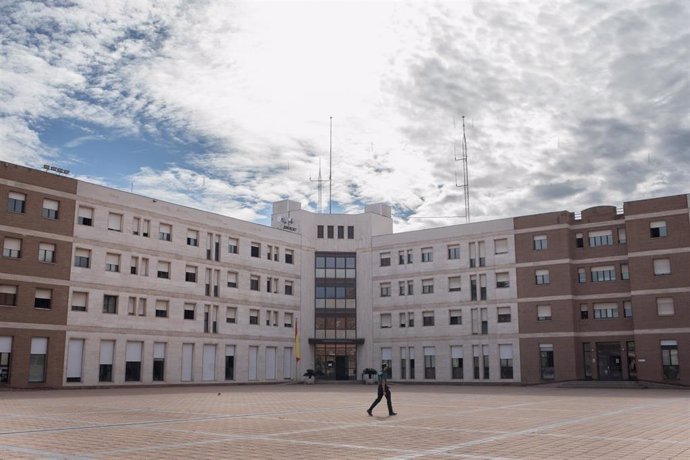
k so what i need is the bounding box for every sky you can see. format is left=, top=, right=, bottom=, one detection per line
left=1, top=0, right=688, bottom=231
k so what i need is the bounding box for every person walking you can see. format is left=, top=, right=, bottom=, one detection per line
left=367, top=363, right=396, bottom=416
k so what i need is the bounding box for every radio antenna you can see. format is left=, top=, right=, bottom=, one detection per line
left=329, top=116, right=333, bottom=214
left=309, top=158, right=328, bottom=213
left=454, top=116, right=470, bottom=223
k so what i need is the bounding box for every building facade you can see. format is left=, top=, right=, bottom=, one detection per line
left=1, top=161, right=688, bottom=388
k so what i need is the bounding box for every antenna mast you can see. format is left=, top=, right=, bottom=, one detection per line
left=309, top=158, right=328, bottom=213
left=454, top=116, right=470, bottom=223
left=329, top=116, right=333, bottom=214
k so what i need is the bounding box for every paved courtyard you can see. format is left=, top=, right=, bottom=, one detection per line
left=1, top=383, right=688, bottom=459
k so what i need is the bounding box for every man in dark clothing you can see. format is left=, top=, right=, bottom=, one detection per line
left=367, top=363, right=396, bottom=416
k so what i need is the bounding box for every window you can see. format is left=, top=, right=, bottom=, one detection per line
left=77, top=206, right=93, bottom=226
left=380, top=252, right=391, bottom=267
left=0, top=336, right=12, bottom=383
left=408, top=312, right=415, bottom=327
left=535, top=269, right=550, bottom=285
left=580, top=304, right=588, bottom=319
left=575, top=233, right=584, bottom=248
left=539, top=344, right=554, bottom=380
left=424, top=347, right=436, bottom=379
left=28, top=337, right=48, bottom=383
left=8, top=192, right=26, bottom=213
left=399, top=312, right=407, bottom=328
left=249, top=309, right=259, bottom=325
left=187, top=229, right=199, bottom=246
left=251, top=242, right=260, bottom=258
left=380, top=282, right=391, bottom=297
left=107, top=212, right=122, bottom=232
left=347, top=225, right=354, bottom=239
left=130, top=256, right=139, bottom=275
left=623, top=301, right=633, bottom=318
left=657, top=298, right=674, bottom=316
left=533, top=235, right=547, bottom=250
left=228, top=237, right=239, bottom=254
left=497, top=306, right=511, bottom=323
left=448, top=276, right=461, bottom=292
left=380, top=313, right=392, bottom=328
left=618, top=227, right=627, bottom=244
left=593, top=303, right=619, bottom=319
left=285, top=249, right=294, bottom=264
left=451, top=346, right=463, bottom=379
left=480, top=307, right=488, bottom=334
left=398, top=281, right=405, bottom=296
left=71, top=291, right=87, bottom=312
left=72, top=248, right=90, bottom=268
left=184, top=303, right=195, bottom=320
left=317, top=225, right=324, bottom=238
left=99, top=340, right=114, bottom=382
left=398, top=250, right=405, bottom=265
left=577, top=268, right=586, bottom=283
left=650, top=221, right=667, bottom=238
left=284, top=280, right=293, bottom=295
left=337, top=225, right=344, bottom=239
left=537, top=305, right=552, bottom=321
left=449, top=309, right=462, bottom=325
left=422, top=311, right=434, bottom=326
left=185, top=265, right=197, bottom=283
left=422, top=279, right=434, bottom=294
left=225, top=345, right=235, bottom=380
left=105, top=253, right=120, bottom=272
left=621, top=264, right=630, bottom=280
left=381, top=348, right=392, bottom=378
left=128, top=296, right=136, bottom=316
left=226, top=306, right=237, bottom=324
left=496, top=272, right=509, bottom=288
left=0, top=285, right=18, bottom=306
left=155, top=300, right=168, bottom=318
left=407, top=249, right=413, bottom=264
left=591, top=266, right=616, bottom=282
left=494, top=238, right=508, bottom=254
left=327, top=225, right=334, bottom=238
left=589, top=230, right=613, bottom=247
left=421, top=247, right=433, bottom=262
left=499, top=344, right=514, bottom=379
left=157, top=261, right=170, bottom=279
left=38, top=242, right=55, bottom=263
left=250, top=275, right=260, bottom=291
left=103, top=294, right=118, bottom=314
left=125, top=341, right=143, bottom=382
left=284, top=312, right=293, bottom=327
left=661, top=340, right=679, bottom=380
left=2, top=237, right=21, bottom=258
left=42, top=199, right=59, bottom=219
left=34, top=288, right=52, bottom=309
left=653, top=259, right=671, bottom=276
left=447, top=244, right=460, bottom=260
left=137, top=298, right=146, bottom=316
left=132, top=217, right=140, bottom=235
left=227, top=271, right=238, bottom=288
left=153, top=343, right=166, bottom=382
left=470, top=275, right=477, bottom=301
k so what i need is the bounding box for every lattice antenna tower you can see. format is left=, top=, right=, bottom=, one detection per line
left=454, top=116, right=471, bottom=223
left=309, top=158, right=328, bottom=213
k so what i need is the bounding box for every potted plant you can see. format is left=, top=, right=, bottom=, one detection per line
left=303, top=369, right=315, bottom=384
left=362, top=368, right=378, bottom=384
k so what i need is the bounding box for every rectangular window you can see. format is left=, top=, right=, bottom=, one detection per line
left=250, top=275, right=260, bottom=291
left=185, top=265, right=197, bottom=283
left=380, top=313, right=392, bottom=328
left=0, top=285, right=18, bottom=306
left=589, top=230, right=613, bottom=246
left=406, top=249, right=413, bottom=264
left=580, top=304, right=589, bottom=319
left=71, top=291, right=88, bottom=312
left=591, top=266, right=616, bottom=282
left=480, top=307, right=488, bottom=334
left=103, top=294, right=118, bottom=314
left=226, top=306, right=237, bottom=324
left=228, top=237, right=239, bottom=254
left=537, top=305, right=552, bottom=321
left=28, top=337, right=48, bottom=383
left=327, top=225, right=334, bottom=238
left=618, top=227, right=627, bottom=244
left=398, top=281, right=405, bottom=296
left=131, top=217, right=140, bottom=235
left=494, top=238, right=508, bottom=254
left=154, top=300, right=168, bottom=318
left=422, top=310, right=434, bottom=326
left=42, top=199, right=59, bottom=220
left=187, top=229, right=199, bottom=246
left=496, top=272, right=509, bottom=288
left=408, top=312, right=414, bottom=327
left=447, top=244, right=460, bottom=260
left=2, top=237, right=21, bottom=259
left=661, top=340, right=679, bottom=380
left=399, top=312, right=407, bottom=328
left=593, top=303, right=619, bottom=319
left=225, top=345, right=235, bottom=380
left=424, top=347, right=436, bottom=379
left=38, top=242, right=56, bottom=263
left=380, top=282, right=391, bottom=297
left=251, top=242, right=260, bottom=258
left=285, top=249, right=294, bottom=264
left=317, top=225, right=324, bottom=238
left=624, top=300, right=633, bottom=318
left=337, top=225, right=344, bottom=239
left=153, top=343, right=166, bottom=382
left=77, top=206, right=93, bottom=226
left=469, top=242, right=476, bottom=267
left=577, top=268, right=586, bottom=283
left=653, top=258, right=671, bottom=276
left=449, top=309, right=462, bottom=325
left=448, top=276, right=461, bottom=292
left=470, top=275, right=477, bottom=301
left=99, top=340, right=114, bottom=382
left=535, top=269, right=550, bottom=285
left=227, top=271, right=238, bottom=288
left=575, top=233, right=584, bottom=248
left=533, top=235, right=547, bottom=250
left=421, top=247, right=433, bottom=262
left=422, top=279, right=434, bottom=294
left=347, top=225, right=354, bottom=239
left=284, top=280, right=293, bottom=295
left=130, top=256, right=139, bottom=275
left=650, top=221, right=667, bottom=238
left=478, top=241, right=486, bottom=267
left=105, top=253, right=120, bottom=272
left=249, top=309, right=259, bottom=325
left=125, top=341, right=142, bottom=382
left=184, top=303, right=195, bottom=320
left=497, top=306, right=511, bottom=323
left=107, top=212, right=122, bottom=232
left=157, top=261, right=170, bottom=279
left=34, top=288, right=52, bottom=309
left=479, top=274, right=487, bottom=300
left=8, top=191, right=26, bottom=213
left=380, top=252, right=391, bottom=267
left=499, top=344, right=514, bottom=379
left=398, top=250, right=405, bottom=265
left=66, top=339, right=84, bottom=384
left=539, top=344, right=554, bottom=380
left=142, top=219, right=150, bottom=237
left=284, top=312, right=293, bottom=327
left=657, top=298, right=674, bottom=316
left=451, top=346, right=463, bottom=379
left=621, top=264, right=630, bottom=280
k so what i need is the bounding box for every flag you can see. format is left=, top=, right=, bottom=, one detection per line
left=294, top=318, right=301, bottom=362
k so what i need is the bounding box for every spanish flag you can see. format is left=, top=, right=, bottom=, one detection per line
left=294, top=318, right=301, bottom=362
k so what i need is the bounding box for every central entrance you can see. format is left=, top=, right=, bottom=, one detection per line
left=313, top=343, right=358, bottom=380
left=596, top=342, right=623, bottom=380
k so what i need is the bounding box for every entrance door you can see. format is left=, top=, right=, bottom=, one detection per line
left=335, top=356, right=349, bottom=380
left=596, top=342, right=623, bottom=380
